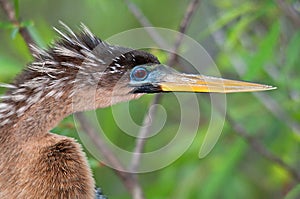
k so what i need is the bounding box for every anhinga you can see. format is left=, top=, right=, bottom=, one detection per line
left=0, top=23, right=275, bottom=198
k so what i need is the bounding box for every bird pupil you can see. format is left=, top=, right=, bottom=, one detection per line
left=134, top=68, right=147, bottom=79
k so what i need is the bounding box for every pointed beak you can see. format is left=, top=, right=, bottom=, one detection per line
left=159, top=73, right=276, bottom=93
left=130, top=64, right=276, bottom=93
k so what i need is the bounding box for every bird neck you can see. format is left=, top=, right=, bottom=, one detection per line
left=0, top=88, right=73, bottom=142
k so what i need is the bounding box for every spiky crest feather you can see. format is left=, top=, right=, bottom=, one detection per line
left=0, top=22, right=159, bottom=127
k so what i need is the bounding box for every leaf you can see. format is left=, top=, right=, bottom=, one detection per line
left=14, top=0, right=20, bottom=20
left=200, top=2, right=256, bottom=38
left=225, top=16, right=255, bottom=50
left=10, top=27, right=19, bottom=39
left=285, top=184, right=300, bottom=199
left=225, top=11, right=264, bottom=50
left=0, top=21, right=15, bottom=29
left=20, top=20, right=34, bottom=28
left=88, top=158, right=101, bottom=169
left=199, top=140, right=247, bottom=199
left=281, top=31, right=300, bottom=82
left=244, top=20, right=280, bottom=79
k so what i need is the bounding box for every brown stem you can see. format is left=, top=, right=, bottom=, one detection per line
left=130, top=0, right=201, bottom=172
left=130, top=94, right=162, bottom=172
left=0, top=0, right=36, bottom=53
left=123, top=0, right=168, bottom=49
left=167, top=0, right=201, bottom=67
left=74, top=113, right=144, bottom=199
left=226, top=114, right=300, bottom=182
left=276, top=0, right=300, bottom=28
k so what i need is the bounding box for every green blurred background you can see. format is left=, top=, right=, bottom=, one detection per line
left=1, top=0, right=300, bottom=198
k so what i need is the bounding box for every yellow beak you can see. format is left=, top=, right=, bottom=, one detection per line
left=159, top=73, right=276, bottom=93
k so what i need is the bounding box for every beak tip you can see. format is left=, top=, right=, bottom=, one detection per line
left=265, top=85, right=277, bottom=91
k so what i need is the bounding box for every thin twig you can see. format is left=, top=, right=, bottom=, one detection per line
left=74, top=113, right=144, bottom=198
left=130, top=94, right=162, bottom=172
left=123, top=0, right=168, bottom=49
left=123, top=0, right=152, bottom=28
left=226, top=114, right=300, bottom=182
left=276, top=0, right=300, bottom=28
left=167, top=0, right=200, bottom=66
left=130, top=0, right=201, bottom=172
left=0, top=0, right=35, bottom=52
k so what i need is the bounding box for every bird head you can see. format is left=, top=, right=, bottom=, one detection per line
left=128, top=64, right=275, bottom=93
left=25, top=23, right=275, bottom=112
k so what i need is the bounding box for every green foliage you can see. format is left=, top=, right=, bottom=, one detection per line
left=244, top=20, right=280, bottom=80
left=200, top=2, right=256, bottom=39
left=13, top=0, right=19, bottom=20
left=282, top=31, right=300, bottom=88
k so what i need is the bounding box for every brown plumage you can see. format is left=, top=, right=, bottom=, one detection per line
left=0, top=23, right=275, bottom=199
left=0, top=23, right=158, bottom=199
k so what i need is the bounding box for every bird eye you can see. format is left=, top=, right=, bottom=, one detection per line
left=131, top=67, right=148, bottom=81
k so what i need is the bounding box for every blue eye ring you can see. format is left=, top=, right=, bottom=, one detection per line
left=131, top=67, right=148, bottom=81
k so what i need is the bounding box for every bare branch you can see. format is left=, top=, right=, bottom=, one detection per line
left=276, top=0, right=300, bottom=28
left=130, top=0, right=201, bottom=172
left=130, top=94, right=162, bottom=172
left=74, top=113, right=144, bottom=199
left=168, top=0, right=201, bottom=66
left=0, top=0, right=15, bottom=22
left=254, top=92, right=300, bottom=134
left=0, top=0, right=36, bottom=52
left=123, top=0, right=168, bottom=48
left=226, top=114, right=300, bottom=182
